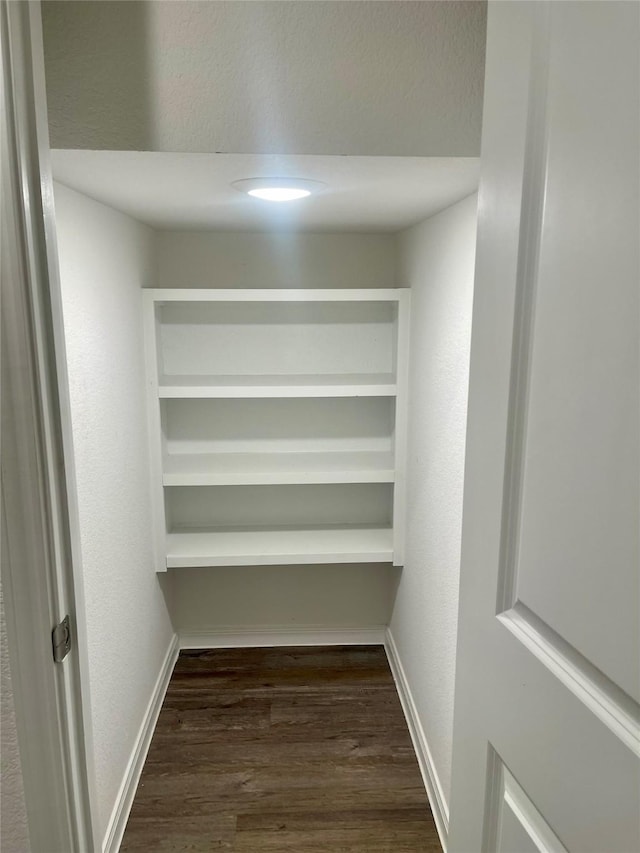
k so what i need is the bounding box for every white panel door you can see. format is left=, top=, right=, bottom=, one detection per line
left=449, top=3, right=639, bottom=852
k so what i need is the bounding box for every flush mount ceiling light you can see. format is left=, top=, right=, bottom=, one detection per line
left=232, top=177, right=326, bottom=202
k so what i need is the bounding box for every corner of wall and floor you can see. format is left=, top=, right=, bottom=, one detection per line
left=384, top=628, right=449, bottom=852
left=101, top=633, right=179, bottom=853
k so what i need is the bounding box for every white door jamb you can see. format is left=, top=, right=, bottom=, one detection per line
left=1, top=2, right=98, bottom=849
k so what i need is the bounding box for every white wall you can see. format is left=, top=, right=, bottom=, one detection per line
left=155, top=231, right=398, bottom=290
left=0, top=584, right=31, bottom=853
left=172, top=564, right=399, bottom=637
left=390, top=194, right=477, bottom=811
left=53, top=183, right=175, bottom=843
left=41, top=1, right=486, bottom=156
left=157, top=229, right=401, bottom=634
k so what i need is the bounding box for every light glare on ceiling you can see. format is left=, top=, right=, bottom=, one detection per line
left=247, top=187, right=311, bottom=202
left=232, top=177, right=325, bottom=202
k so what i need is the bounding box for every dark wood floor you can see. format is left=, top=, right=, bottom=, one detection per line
left=120, top=645, right=441, bottom=852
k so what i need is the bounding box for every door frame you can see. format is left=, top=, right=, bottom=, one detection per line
left=1, top=1, right=98, bottom=849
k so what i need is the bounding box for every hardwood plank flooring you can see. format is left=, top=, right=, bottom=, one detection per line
left=120, top=645, right=441, bottom=852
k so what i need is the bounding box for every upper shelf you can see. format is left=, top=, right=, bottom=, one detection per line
left=150, top=290, right=404, bottom=390
left=145, top=288, right=406, bottom=303
left=157, top=373, right=398, bottom=398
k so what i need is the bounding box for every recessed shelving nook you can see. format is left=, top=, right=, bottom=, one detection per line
left=143, top=288, right=410, bottom=571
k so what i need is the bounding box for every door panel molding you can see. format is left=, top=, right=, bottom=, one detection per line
left=494, top=0, right=639, bottom=705
left=499, top=603, right=640, bottom=755
left=495, top=0, right=639, bottom=697
left=485, top=748, right=569, bottom=853
left=496, top=3, right=551, bottom=616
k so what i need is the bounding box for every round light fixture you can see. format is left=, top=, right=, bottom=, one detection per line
left=232, top=177, right=325, bottom=202
left=249, top=187, right=310, bottom=201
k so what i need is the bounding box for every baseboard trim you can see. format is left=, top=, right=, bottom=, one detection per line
left=179, top=626, right=387, bottom=649
left=102, top=634, right=179, bottom=853
left=384, top=628, right=449, bottom=852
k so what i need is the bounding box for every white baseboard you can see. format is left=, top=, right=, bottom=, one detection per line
left=179, top=626, right=386, bottom=649
left=384, top=628, right=449, bottom=852
left=102, top=634, right=179, bottom=853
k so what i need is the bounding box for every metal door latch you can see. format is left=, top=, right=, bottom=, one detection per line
left=52, top=615, right=71, bottom=663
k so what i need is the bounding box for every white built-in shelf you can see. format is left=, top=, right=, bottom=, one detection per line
left=143, top=288, right=410, bottom=571
left=149, top=288, right=403, bottom=303
left=162, top=450, right=395, bottom=486
left=158, top=373, right=397, bottom=399
left=165, top=526, right=394, bottom=568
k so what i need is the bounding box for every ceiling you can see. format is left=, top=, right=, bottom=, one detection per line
left=51, top=151, right=479, bottom=233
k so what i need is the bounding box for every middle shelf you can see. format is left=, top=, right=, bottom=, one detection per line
left=166, top=526, right=394, bottom=567
left=160, top=396, right=396, bottom=487
left=163, top=450, right=395, bottom=485
left=158, top=373, right=398, bottom=398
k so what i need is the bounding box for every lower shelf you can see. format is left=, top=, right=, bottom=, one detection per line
left=165, top=526, right=393, bottom=568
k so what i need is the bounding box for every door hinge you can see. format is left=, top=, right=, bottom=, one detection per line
left=52, top=615, right=71, bottom=663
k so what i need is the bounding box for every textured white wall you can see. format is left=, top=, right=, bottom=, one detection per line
left=41, top=1, right=486, bottom=156
left=171, top=565, right=400, bottom=636
left=155, top=231, right=398, bottom=290
left=53, top=183, right=175, bottom=843
left=158, top=229, right=400, bottom=633
left=0, top=584, right=31, bottom=853
left=390, top=194, right=477, bottom=807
